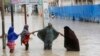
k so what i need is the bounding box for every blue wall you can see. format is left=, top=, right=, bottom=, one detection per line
left=49, top=4, right=100, bottom=21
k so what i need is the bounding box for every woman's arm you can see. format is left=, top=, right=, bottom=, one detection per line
left=53, top=28, right=64, bottom=37
left=58, top=32, right=64, bottom=37
left=31, top=30, right=41, bottom=34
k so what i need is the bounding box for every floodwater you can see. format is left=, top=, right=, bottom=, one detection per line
left=0, top=14, right=100, bottom=56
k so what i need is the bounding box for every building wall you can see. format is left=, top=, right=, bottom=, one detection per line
left=59, top=0, right=73, bottom=6
left=60, top=0, right=73, bottom=6
left=94, top=0, right=100, bottom=4
left=58, top=0, right=100, bottom=6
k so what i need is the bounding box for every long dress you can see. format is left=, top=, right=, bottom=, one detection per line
left=64, top=26, right=80, bottom=51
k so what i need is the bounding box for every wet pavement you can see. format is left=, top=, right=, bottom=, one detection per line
left=0, top=14, right=100, bottom=56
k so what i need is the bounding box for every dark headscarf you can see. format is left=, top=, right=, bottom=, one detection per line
left=64, top=26, right=76, bottom=39
left=24, top=24, right=29, bottom=30
left=7, top=26, right=19, bottom=42
left=47, top=23, right=52, bottom=28
left=64, top=26, right=73, bottom=36
left=64, top=26, right=70, bottom=32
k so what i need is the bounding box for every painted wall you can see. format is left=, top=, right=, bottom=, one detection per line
left=59, top=0, right=100, bottom=6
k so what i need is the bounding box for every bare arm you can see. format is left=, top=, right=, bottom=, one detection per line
left=58, top=32, right=64, bottom=37
left=31, top=30, right=41, bottom=34
left=53, top=28, right=64, bottom=37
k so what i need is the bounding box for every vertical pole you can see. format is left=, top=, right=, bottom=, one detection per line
left=1, top=0, right=6, bottom=49
left=24, top=4, right=27, bottom=24
left=39, top=0, right=44, bottom=28
left=11, top=4, right=14, bottom=27
left=42, top=0, right=45, bottom=28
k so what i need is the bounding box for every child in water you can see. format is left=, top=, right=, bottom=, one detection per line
left=7, top=26, right=19, bottom=53
left=20, top=25, right=32, bottom=51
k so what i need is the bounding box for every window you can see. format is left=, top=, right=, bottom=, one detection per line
left=75, top=0, right=93, bottom=4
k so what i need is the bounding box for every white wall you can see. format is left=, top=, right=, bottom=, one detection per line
left=60, top=0, right=72, bottom=6
left=59, top=0, right=100, bottom=6
left=94, top=0, right=100, bottom=4
left=59, top=0, right=76, bottom=6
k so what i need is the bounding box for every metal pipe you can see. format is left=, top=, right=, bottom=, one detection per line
left=24, top=4, right=27, bottom=24
left=1, top=0, right=6, bottom=49
left=42, top=0, right=45, bottom=28
left=11, top=4, right=14, bottom=27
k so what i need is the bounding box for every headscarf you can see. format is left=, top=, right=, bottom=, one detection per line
left=64, top=26, right=77, bottom=40
left=48, top=23, right=52, bottom=28
left=7, top=26, right=19, bottom=42
left=24, top=24, right=29, bottom=30
left=8, top=26, right=14, bottom=34
left=64, top=26, right=70, bottom=32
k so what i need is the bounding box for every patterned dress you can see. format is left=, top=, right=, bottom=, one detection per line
left=7, top=26, right=19, bottom=49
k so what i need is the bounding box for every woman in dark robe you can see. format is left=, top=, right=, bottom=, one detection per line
left=7, top=26, right=19, bottom=53
left=20, top=25, right=32, bottom=51
left=32, top=23, right=63, bottom=50
left=64, top=26, right=80, bottom=51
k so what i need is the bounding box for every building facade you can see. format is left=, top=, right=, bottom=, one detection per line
left=49, top=0, right=100, bottom=6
